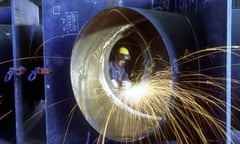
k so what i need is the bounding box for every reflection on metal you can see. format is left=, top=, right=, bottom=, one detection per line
left=71, top=7, right=195, bottom=142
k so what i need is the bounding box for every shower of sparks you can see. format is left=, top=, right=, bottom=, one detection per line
left=90, top=46, right=240, bottom=144
left=0, top=110, right=13, bottom=121
left=4, top=30, right=239, bottom=144
left=119, top=82, right=149, bottom=105
left=119, top=70, right=173, bottom=117
left=1, top=5, right=240, bottom=144
left=68, top=8, right=240, bottom=143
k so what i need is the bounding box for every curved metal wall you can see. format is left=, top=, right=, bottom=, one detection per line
left=70, top=6, right=196, bottom=142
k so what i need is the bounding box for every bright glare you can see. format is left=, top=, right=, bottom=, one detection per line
left=119, top=81, right=155, bottom=106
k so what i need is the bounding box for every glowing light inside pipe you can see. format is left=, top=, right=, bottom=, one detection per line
left=119, top=81, right=155, bottom=105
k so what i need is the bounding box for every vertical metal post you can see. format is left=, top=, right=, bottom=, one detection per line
left=226, top=0, right=232, bottom=144
left=11, top=0, right=24, bottom=142
left=11, top=0, right=41, bottom=143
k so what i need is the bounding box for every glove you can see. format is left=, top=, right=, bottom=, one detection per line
left=111, top=79, right=119, bottom=88
left=121, top=80, right=131, bottom=89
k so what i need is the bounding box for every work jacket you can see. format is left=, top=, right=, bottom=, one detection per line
left=109, top=61, right=129, bottom=83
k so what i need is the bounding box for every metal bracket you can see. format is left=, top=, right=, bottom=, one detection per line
left=4, top=66, right=26, bottom=82
left=28, top=67, right=50, bottom=81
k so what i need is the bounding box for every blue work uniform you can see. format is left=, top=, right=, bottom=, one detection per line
left=109, top=61, right=129, bottom=83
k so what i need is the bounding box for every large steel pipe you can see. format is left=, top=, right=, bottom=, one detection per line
left=70, top=7, right=196, bottom=142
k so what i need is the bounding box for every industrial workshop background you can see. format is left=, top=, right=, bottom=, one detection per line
left=0, top=0, right=240, bottom=144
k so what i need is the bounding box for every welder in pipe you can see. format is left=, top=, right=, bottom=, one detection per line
left=109, top=47, right=132, bottom=89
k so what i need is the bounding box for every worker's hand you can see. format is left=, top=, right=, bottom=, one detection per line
left=111, top=79, right=119, bottom=88
left=121, top=80, right=131, bottom=89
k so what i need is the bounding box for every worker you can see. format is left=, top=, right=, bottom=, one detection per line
left=109, top=47, right=131, bottom=89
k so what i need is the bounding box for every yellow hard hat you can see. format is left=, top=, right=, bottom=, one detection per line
left=119, top=47, right=130, bottom=60
left=119, top=47, right=129, bottom=55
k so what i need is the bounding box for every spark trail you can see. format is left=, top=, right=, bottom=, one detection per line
left=76, top=46, right=240, bottom=144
